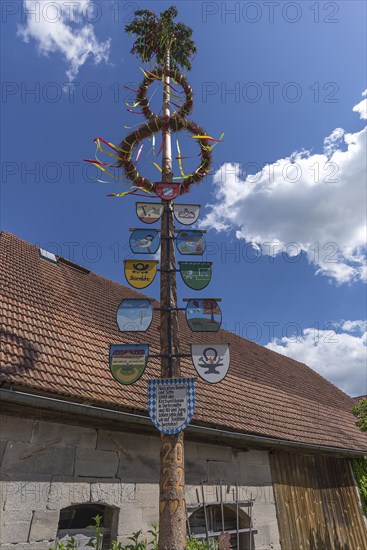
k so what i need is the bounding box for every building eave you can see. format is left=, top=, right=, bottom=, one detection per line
left=1, top=387, right=366, bottom=458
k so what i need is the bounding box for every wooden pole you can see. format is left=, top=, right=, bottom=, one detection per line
left=158, top=42, right=186, bottom=550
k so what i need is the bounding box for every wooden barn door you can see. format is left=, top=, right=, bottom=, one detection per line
left=269, top=452, right=367, bottom=549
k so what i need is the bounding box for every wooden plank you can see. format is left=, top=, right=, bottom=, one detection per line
left=269, top=452, right=367, bottom=549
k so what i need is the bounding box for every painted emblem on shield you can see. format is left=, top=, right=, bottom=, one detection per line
left=129, top=229, right=160, bottom=254
left=109, top=344, right=149, bottom=385
left=179, top=262, right=212, bottom=290
left=191, top=344, right=230, bottom=383
left=147, top=378, right=196, bottom=434
left=136, top=202, right=163, bottom=224
left=116, top=299, right=153, bottom=332
left=174, top=204, right=200, bottom=225
left=155, top=182, right=181, bottom=200
left=176, top=230, right=206, bottom=255
left=185, top=299, right=222, bottom=332
left=124, top=260, right=158, bottom=289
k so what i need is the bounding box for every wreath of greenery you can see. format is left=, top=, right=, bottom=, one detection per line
left=118, top=112, right=212, bottom=194
left=137, top=67, right=193, bottom=120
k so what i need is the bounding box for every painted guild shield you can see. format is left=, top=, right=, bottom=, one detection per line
left=155, top=182, right=181, bottom=201
left=129, top=229, right=160, bottom=254
left=109, top=344, right=149, bottom=385
left=174, top=204, right=200, bottom=225
left=176, top=230, right=206, bottom=255
left=179, top=262, right=212, bottom=290
left=116, top=299, right=153, bottom=332
left=191, top=344, right=230, bottom=383
left=147, top=378, right=196, bottom=434
left=136, top=202, right=163, bottom=224
left=124, top=260, right=158, bottom=289
left=186, top=299, right=222, bottom=332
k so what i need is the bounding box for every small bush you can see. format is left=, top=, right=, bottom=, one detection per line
left=49, top=520, right=218, bottom=550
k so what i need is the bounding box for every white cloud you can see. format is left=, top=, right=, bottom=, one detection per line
left=353, top=89, right=367, bottom=120
left=266, top=321, right=367, bottom=397
left=200, top=91, right=367, bottom=284
left=18, top=0, right=110, bottom=80
left=340, top=319, right=367, bottom=333
left=323, top=127, right=345, bottom=158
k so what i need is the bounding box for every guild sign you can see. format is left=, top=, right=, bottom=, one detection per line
left=179, top=262, right=212, bottom=290
left=129, top=229, right=160, bottom=254
left=191, top=344, right=230, bottom=383
left=185, top=299, right=222, bottom=332
left=147, top=378, right=196, bottom=434
left=136, top=202, right=164, bottom=224
left=116, top=299, right=153, bottom=332
left=174, top=204, right=200, bottom=225
left=124, top=260, right=158, bottom=289
left=109, top=344, right=149, bottom=385
left=155, top=182, right=181, bottom=201
left=176, top=230, right=206, bottom=255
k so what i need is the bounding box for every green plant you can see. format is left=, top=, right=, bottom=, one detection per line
left=353, top=399, right=367, bottom=432
left=186, top=538, right=218, bottom=549
left=352, top=457, right=367, bottom=515
left=48, top=521, right=219, bottom=550
left=117, top=525, right=158, bottom=550
left=86, top=514, right=104, bottom=550
left=48, top=536, right=78, bottom=550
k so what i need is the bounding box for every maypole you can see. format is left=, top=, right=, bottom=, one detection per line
left=86, top=6, right=228, bottom=549
left=158, top=39, right=186, bottom=548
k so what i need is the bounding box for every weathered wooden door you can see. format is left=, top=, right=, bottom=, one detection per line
left=269, top=452, right=367, bottom=549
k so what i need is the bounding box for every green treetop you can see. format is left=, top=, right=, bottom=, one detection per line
left=125, top=6, right=197, bottom=71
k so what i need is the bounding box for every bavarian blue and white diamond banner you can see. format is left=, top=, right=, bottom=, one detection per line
left=147, top=378, right=196, bottom=434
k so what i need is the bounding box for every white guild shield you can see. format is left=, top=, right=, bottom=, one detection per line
left=191, top=344, right=230, bottom=383
left=147, top=378, right=196, bottom=434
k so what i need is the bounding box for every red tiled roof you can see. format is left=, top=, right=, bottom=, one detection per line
left=1, top=231, right=366, bottom=452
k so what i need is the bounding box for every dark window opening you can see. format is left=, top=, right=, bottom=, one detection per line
left=188, top=504, right=256, bottom=550
left=56, top=504, right=117, bottom=550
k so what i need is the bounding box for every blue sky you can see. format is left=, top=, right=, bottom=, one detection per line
left=1, top=0, right=366, bottom=395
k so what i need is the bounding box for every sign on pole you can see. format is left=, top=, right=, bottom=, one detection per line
left=147, top=378, right=196, bottom=434
left=191, top=344, right=230, bottom=383
left=136, top=202, right=164, bottom=224
left=176, top=230, right=206, bottom=255
left=109, top=344, right=149, bottom=385
left=124, top=260, right=158, bottom=288
left=155, top=182, right=182, bottom=200
left=174, top=204, right=200, bottom=225
left=129, top=229, right=160, bottom=254
left=185, top=299, right=222, bottom=332
left=116, top=298, right=153, bottom=332
left=179, top=262, right=212, bottom=290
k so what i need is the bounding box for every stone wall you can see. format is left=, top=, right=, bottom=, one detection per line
left=0, top=413, right=280, bottom=549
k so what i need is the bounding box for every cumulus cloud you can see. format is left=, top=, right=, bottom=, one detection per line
left=353, top=89, right=367, bottom=120
left=200, top=91, right=367, bottom=284
left=266, top=321, right=367, bottom=397
left=18, top=0, right=110, bottom=80
left=323, top=127, right=345, bottom=158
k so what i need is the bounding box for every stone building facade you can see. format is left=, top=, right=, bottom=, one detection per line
left=1, top=407, right=280, bottom=549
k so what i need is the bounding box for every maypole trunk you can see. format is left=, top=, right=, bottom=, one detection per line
left=158, top=44, right=187, bottom=550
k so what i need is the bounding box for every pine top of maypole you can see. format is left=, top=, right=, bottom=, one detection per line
left=125, top=6, right=196, bottom=71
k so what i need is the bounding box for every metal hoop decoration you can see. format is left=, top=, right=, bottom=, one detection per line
left=137, top=67, right=194, bottom=120
left=118, top=116, right=212, bottom=194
